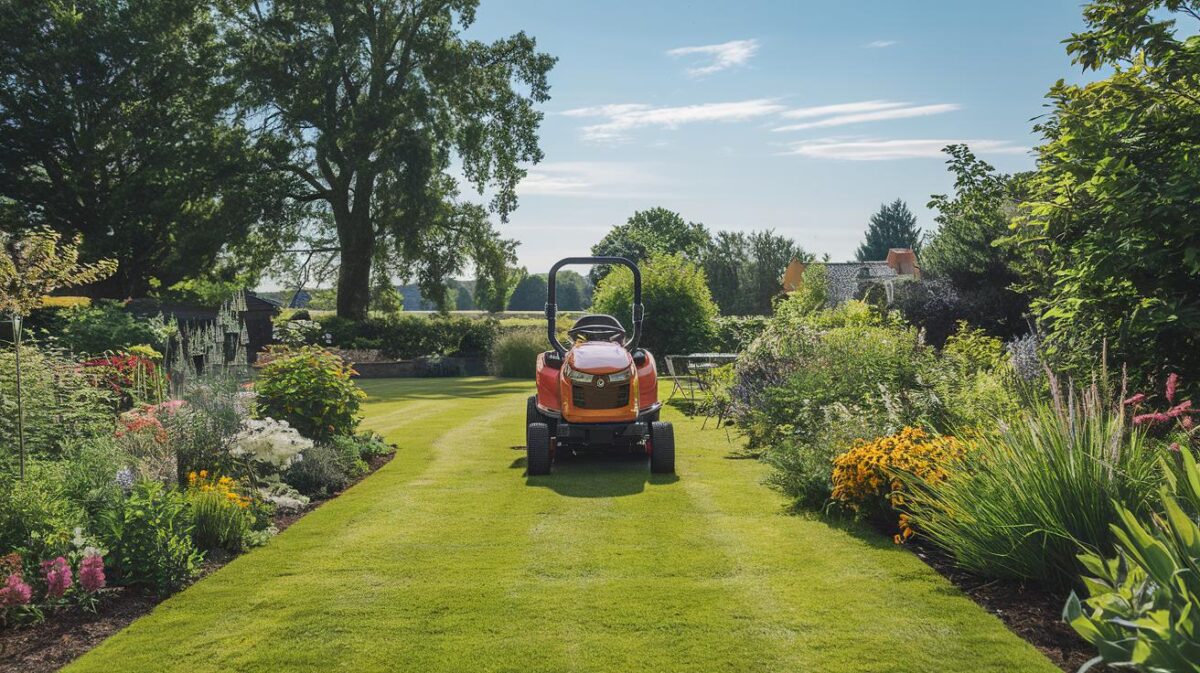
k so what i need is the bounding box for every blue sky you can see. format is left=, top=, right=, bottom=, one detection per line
left=465, top=0, right=1099, bottom=272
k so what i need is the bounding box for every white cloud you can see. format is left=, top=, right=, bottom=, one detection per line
left=780, top=100, right=908, bottom=120
left=667, top=39, right=760, bottom=77
left=562, top=99, right=785, bottom=143
left=864, top=40, right=898, bottom=48
left=781, top=138, right=1028, bottom=161
left=774, top=103, right=961, bottom=131
left=518, top=161, right=668, bottom=198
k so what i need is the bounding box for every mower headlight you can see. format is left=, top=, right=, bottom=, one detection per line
left=562, top=363, right=594, bottom=384
left=607, top=368, right=633, bottom=384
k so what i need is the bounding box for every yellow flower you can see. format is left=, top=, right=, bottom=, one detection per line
left=199, top=469, right=208, bottom=479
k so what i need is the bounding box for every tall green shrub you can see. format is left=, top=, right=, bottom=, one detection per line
left=489, top=329, right=544, bottom=379
left=256, top=346, right=365, bottom=441
left=591, top=253, right=718, bottom=356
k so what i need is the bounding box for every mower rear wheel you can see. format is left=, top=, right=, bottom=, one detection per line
left=526, top=422, right=552, bottom=476
left=649, top=421, right=675, bottom=474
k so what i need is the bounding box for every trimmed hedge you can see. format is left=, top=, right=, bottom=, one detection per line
left=315, top=315, right=499, bottom=360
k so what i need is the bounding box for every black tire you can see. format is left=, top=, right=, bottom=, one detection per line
left=649, top=421, right=675, bottom=474
left=643, top=408, right=660, bottom=424
left=527, top=422, right=552, bottom=476
left=528, top=395, right=557, bottom=436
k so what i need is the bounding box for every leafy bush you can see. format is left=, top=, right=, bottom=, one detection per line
left=831, top=428, right=968, bottom=543
left=282, top=442, right=358, bottom=497
left=1064, top=447, right=1200, bottom=672
left=185, top=472, right=252, bottom=553
left=315, top=314, right=498, bottom=359
left=32, top=300, right=169, bottom=356
left=343, top=431, right=393, bottom=460
left=256, top=346, right=365, bottom=441
left=0, top=463, right=85, bottom=561
left=901, top=380, right=1163, bottom=587
left=489, top=329, right=544, bottom=378
left=591, top=253, right=718, bottom=356
left=0, top=345, right=116, bottom=463
left=713, top=316, right=767, bottom=353
left=98, top=480, right=202, bottom=594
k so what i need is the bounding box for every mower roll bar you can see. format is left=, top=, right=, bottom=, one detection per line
left=546, top=256, right=643, bottom=356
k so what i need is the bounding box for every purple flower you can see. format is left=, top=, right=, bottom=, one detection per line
left=0, top=573, right=32, bottom=607
left=79, top=555, right=106, bottom=593
left=41, top=557, right=72, bottom=598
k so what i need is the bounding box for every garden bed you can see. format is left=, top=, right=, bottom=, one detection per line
left=0, top=451, right=394, bottom=673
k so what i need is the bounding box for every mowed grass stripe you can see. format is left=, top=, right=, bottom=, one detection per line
left=64, top=378, right=1058, bottom=673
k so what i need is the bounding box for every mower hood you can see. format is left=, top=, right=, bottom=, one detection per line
left=567, top=341, right=633, bottom=374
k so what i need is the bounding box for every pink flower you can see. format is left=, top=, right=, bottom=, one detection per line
left=1133, top=412, right=1172, bottom=426
left=1123, top=393, right=1147, bottom=407
left=1167, top=400, right=1194, bottom=418
left=0, top=573, right=32, bottom=607
left=79, top=555, right=106, bottom=593
left=1165, top=373, right=1180, bottom=404
left=1184, top=416, right=1195, bottom=430
left=41, top=557, right=72, bottom=598
left=1169, top=443, right=1182, bottom=452
left=156, top=399, right=185, bottom=414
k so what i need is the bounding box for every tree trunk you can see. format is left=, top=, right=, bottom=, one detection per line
left=335, top=212, right=375, bottom=320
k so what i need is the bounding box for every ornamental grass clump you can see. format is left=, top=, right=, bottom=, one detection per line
left=901, top=377, right=1163, bottom=587
left=831, top=427, right=968, bottom=543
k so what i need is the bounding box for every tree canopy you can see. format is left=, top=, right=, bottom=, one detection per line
left=1012, top=0, right=1200, bottom=387
left=0, top=0, right=297, bottom=298
left=703, top=230, right=810, bottom=316
left=224, top=0, right=555, bottom=319
left=591, top=254, right=718, bottom=356
left=589, top=208, right=712, bottom=283
left=855, top=199, right=921, bottom=261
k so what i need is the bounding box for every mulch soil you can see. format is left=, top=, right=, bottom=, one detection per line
left=0, top=452, right=394, bottom=673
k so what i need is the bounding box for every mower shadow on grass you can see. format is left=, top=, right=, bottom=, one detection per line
left=511, top=452, right=679, bottom=498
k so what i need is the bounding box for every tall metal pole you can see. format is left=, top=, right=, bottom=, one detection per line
left=12, top=314, right=25, bottom=479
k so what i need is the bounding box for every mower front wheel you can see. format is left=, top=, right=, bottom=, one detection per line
left=526, top=422, right=552, bottom=476
left=649, top=421, right=675, bottom=474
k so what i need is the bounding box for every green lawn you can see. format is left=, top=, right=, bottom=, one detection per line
left=65, top=378, right=1057, bottom=673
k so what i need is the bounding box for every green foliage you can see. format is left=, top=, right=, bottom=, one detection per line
left=902, top=380, right=1163, bottom=587
left=0, top=462, right=85, bottom=559
left=591, top=253, right=718, bottom=356
left=226, top=0, right=551, bottom=319
left=489, top=329, right=545, bottom=378
left=507, top=274, right=548, bottom=311
left=0, top=3, right=294, bottom=297
left=1065, top=447, right=1200, bottom=672
left=316, top=314, right=499, bottom=360
left=789, top=264, right=829, bottom=315
left=855, top=199, right=921, bottom=261
left=99, top=480, right=203, bottom=594
left=702, top=230, right=811, bottom=316
left=713, top=316, right=768, bottom=353
left=0, top=345, right=116, bottom=464
left=1011, top=1, right=1200, bottom=392
left=256, top=346, right=365, bottom=442
left=921, top=146, right=1030, bottom=340
left=590, top=208, right=712, bottom=283
left=283, top=443, right=357, bottom=498
left=38, top=301, right=170, bottom=355
left=186, top=484, right=251, bottom=554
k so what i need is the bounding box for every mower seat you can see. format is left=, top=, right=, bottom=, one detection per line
left=568, top=314, right=626, bottom=342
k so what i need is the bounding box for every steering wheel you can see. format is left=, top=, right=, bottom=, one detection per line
left=567, top=325, right=626, bottom=342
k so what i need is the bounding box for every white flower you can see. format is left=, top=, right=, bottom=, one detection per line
left=230, top=418, right=313, bottom=469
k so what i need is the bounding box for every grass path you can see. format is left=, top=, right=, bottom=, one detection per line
left=65, top=378, right=1057, bottom=672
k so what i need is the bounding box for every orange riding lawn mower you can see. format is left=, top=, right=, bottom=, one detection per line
left=524, top=256, right=675, bottom=476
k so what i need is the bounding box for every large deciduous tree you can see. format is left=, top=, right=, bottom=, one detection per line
left=224, top=0, right=554, bottom=319
left=1013, top=0, right=1200, bottom=388
left=589, top=208, right=712, bottom=283
left=702, top=230, right=810, bottom=315
left=855, top=199, right=921, bottom=261
left=0, top=0, right=296, bottom=298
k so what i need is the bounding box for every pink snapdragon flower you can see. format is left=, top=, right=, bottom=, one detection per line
left=0, top=573, right=32, bottom=607
left=41, top=557, right=73, bottom=598
left=79, top=555, right=106, bottom=593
